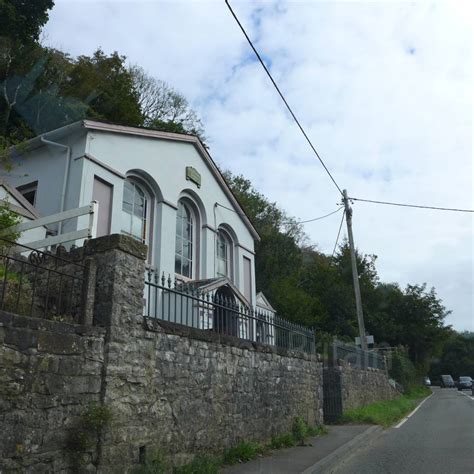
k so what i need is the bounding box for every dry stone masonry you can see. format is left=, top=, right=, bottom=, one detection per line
left=0, top=234, right=399, bottom=472
left=1, top=234, right=323, bottom=472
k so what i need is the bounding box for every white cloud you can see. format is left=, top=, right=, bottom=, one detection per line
left=43, top=0, right=473, bottom=330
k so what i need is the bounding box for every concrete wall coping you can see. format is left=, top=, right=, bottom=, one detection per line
left=144, top=317, right=320, bottom=362
left=84, top=233, right=147, bottom=260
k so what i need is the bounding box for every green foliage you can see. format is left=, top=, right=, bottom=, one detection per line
left=389, top=347, right=419, bottom=390
left=137, top=420, right=327, bottom=471
left=65, top=403, right=112, bottom=461
left=268, top=432, right=296, bottom=449
left=292, top=416, right=308, bottom=444
left=130, top=65, right=206, bottom=143
left=136, top=450, right=170, bottom=474
left=223, top=441, right=264, bottom=465
left=341, top=387, right=430, bottom=427
left=0, top=200, right=21, bottom=245
left=81, top=403, right=112, bottom=432
left=429, top=330, right=474, bottom=381
left=173, top=455, right=221, bottom=474
left=0, top=0, right=55, bottom=44
left=0, top=267, right=32, bottom=315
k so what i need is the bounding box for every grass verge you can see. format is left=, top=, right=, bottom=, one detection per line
left=341, top=386, right=431, bottom=428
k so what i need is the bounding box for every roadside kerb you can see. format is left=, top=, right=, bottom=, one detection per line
left=301, top=425, right=382, bottom=474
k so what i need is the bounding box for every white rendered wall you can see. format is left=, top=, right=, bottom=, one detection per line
left=85, top=130, right=256, bottom=298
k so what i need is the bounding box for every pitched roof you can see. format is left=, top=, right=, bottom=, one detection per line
left=13, top=120, right=260, bottom=241
left=180, top=276, right=250, bottom=308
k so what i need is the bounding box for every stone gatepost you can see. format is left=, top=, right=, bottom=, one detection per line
left=83, top=234, right=148, bottom=469
left=84, top=234, right=147, bottom=328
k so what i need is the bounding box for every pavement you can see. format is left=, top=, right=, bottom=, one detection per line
left=221, top=425, right=376, bottom=474
left=221, top=387, right=474, bottom=474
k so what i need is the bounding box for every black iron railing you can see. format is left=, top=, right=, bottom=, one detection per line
left=330, top=341, right=386, bottom=370
left=0, top=238, right=85, bottom=322
left=145, top=269, right=315, bottom=354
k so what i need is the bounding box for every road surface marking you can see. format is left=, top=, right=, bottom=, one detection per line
left=458, top=391, right=474, bottom=401
left=395, top=391, right=434, bottom=429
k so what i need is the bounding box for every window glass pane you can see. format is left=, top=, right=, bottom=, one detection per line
left=133, top=194, right=145, bottom=218
left=183, top=241, right=192, bottom=259
left=122, top=180, right=148, bottom=243
left=123, top=181, right=134, bottom=210
left=217, top=258, right=227, bottom=278
left=182, top=259, right=190, bottom=278
left=121, top=211, right=132, bottom=236
left=175, top=200, right=194, bottom=278
left=131, top=215, right=143, bottom=240
left=175, top=236, right=182, bottom=255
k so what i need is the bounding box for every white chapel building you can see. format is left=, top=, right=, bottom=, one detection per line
left=4, top=120, right=267, bottom=317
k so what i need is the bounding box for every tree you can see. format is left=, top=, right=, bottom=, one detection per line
left=0, top=0, right=55, bottom=44
left=0, top=0, right=55, bottom=162
left=130, top=65, right=206, bottom=142
left=429, top=331, right=474, bottom=381
left=63, top=49, right=142, bottom=126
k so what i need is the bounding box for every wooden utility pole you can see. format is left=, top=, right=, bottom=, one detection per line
left=342, top=189, right=368, bottom=351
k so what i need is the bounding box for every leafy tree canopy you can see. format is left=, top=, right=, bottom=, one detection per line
left=0, top=0, right=55, bottom=43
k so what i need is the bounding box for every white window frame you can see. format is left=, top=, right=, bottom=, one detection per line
left=175, top=200, right=197, bottom=280
left=216, top=229, right=233, bottom=281
left=121, top=179, right=150, bottom=245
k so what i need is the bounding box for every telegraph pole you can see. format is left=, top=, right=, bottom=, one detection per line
left=342, top=189, right=368, bottom=351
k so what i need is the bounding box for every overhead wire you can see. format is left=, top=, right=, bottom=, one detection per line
left=331, top=210, right=346, bottom=260
left=216, top=202, right=344, bottom=225
left=298, top=206, right=343, bottom=224
left=225, top=0, right=344, bottom=197
left=349, top=197, right=474, bottom=213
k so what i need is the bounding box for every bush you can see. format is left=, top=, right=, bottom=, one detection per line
left=268, top=432, right=296, bottom=449
left=0, top=266, right=33, bottom=315
left=0, top=200, right=21, bottom=250
left=223, top=441, right=264, bottom=465
left=389, top=348, right=418, bottom=390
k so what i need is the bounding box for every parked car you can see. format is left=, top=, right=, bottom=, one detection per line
left=423, top=376, right=431, bottom=386
left=440, top=375, right=455, bottom=388
left=456, top=376, right=472, bottom=391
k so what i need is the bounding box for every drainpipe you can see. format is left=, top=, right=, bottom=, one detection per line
left=40, top=136, right=71, bottom=235
left=213, top=202, right=218, bottom=278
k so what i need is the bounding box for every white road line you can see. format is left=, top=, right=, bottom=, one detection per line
left=458, top=390, right=474, bottom=401
left=395, top=391, right=434, bottom=429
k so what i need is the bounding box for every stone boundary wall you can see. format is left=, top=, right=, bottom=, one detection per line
left=0, top=310, right=105, bottom=472
left=0, top=234, right=324, bottom=472
left=323, top=362, right=399, bottom=422
left=338, top=363, right=399, bottom=411
left=99, top=319, right=323, bottom=468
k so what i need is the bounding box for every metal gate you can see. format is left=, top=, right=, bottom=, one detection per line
left=323, top=367, right=343, bottom=423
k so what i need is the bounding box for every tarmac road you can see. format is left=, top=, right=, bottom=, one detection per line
left=333, top=387, right=474, bottom=474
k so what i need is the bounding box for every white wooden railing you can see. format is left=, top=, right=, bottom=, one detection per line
left=8, top=201, right=98, bottom=250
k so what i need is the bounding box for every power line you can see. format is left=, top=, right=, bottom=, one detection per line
left=225, top=0, right=343, bottom=197
left=331, top=209, right=346, bottom=260
left=216, top=202, right=343, bottom=225
left=350, top=197, right=474, bottom=213
left=298, top=206, right=343, bottom=224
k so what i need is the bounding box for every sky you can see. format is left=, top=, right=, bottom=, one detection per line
left=43, top=0, right=473, bottom=331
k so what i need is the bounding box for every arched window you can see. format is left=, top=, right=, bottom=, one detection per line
left=121, top=179, right=148, bottom=243
left=175, top=201, right=195, bottom=278
left=216, top=229, right=232, bottom=280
